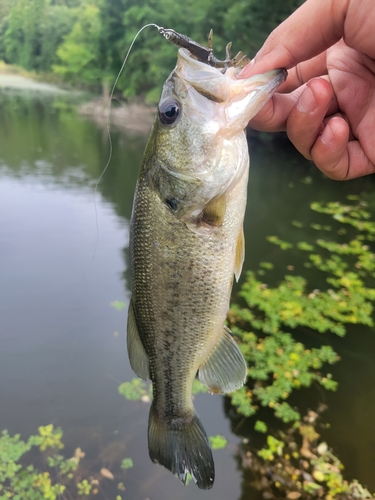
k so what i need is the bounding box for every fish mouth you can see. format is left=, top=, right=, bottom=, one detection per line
left=171, top=48, right=287, bottom=134
left=176, top=48, right=232, bottom=102
left=226, top=68, right=287, bottom=118
left=176, top=48, right=286, bottom=103
left=224, top=66, right=287, bottom=134
left=236, top=68, right=287, bottom=97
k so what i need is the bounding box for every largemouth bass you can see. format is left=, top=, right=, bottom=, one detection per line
left=127, top=47, right=286, bottom=489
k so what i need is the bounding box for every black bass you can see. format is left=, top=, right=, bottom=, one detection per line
left=127, top=47, right=286, bottom=489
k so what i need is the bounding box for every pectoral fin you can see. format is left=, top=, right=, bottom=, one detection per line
left=201, top=192, right=226, bottom=227
left=127, top=299, right=150, bottom=380
left=198, top=326, right=247, bottom=393
left=234, top=227, right=245, bottom=282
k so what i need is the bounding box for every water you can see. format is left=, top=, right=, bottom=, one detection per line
left=0, top=87, right=374, bottom=499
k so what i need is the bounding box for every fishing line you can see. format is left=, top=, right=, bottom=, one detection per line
left=90, top=23, right=162, bottom=263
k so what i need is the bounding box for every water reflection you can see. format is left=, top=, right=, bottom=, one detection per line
left=0, top=88, right=374, bottom=499
left=0, top=90, right=242, bottom=500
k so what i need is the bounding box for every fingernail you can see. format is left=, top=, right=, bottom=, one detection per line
left=237, top=57, right=255, bottom=78
left=248, top=56, right=256, bottom=68
left=297, top=85, right=317, bottom=113
left=320, top=123, right=334, bottom=145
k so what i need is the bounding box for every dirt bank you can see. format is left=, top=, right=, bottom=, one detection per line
left=78, top=99, right=156, bottom=136
left=0, top=72, right=155, bottom=135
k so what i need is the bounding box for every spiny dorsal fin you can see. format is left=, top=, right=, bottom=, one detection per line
left=201, top=192, right=226, bottom=227
left=234, top=226, right=245, bottom=282
left=198, top=326, right=247, bottom=393
left=127, top=299, right=150, bottom=380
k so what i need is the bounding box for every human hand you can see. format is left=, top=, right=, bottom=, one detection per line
left=239, top=0, right=375, bottom=180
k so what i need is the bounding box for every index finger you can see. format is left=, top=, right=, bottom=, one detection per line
left=239, top=0, right=346, bottom=77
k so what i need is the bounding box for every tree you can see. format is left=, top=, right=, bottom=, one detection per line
left=53, top=1, right=102, bottom=85
left=117, top=0, right=304, bottom=103
left=39, top=4, right=78, bottom=71
left=1, top=0, right=305, bottom=97
left=3, top=0, right=46, bottom=69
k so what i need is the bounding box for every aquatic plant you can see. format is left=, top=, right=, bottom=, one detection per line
left=239, top=406, right=373, bottom=499
left=228, top=195, right=375, bottom=423
left=227, top=194, right=375, bottom=497
left=209, top=435, right=228, bottom=450
left=0, top=425, right=73, bottom=499
left=118, top=194, right=375, bottom=496
left=0, top=425, right=133, bottom=499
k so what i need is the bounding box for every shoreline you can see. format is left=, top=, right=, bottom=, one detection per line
left=78, top=99, right=156, bottom=136
left=0, top=71, right=155, bottom=135
left=0, top=72, right=67, bottom=94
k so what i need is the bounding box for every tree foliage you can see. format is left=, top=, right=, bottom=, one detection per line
left=0, top=0, right=304, bottom=97
left=53, top=2, right=102, bottom=84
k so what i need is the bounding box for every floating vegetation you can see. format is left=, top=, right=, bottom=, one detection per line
left=266, top=236, right=294, bottom=250
left=226, top=195, right=375, bottom=497
left=229, top=196, right=375, bottom=424
left=110, top=300, right=127, bottom=311
left=0, top=425, right=134, bottom=499
left=239, top=407, right=373, bottom=499
left=118, top=377, right=151, bottom=401
left=209, top=435, right=228, bottom=450
left=117, top=195, right=375, bottom=496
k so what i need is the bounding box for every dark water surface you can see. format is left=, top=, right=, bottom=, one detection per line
left=1, top=89, right=374, bottom=499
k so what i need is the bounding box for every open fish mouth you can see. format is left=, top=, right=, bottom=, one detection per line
left=169, top=48, right=287, bottom=137
left=156, top=26, right=287, bottom=123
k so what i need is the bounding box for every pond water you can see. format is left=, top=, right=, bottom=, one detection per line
left=0, top=87, right=374, bottom=499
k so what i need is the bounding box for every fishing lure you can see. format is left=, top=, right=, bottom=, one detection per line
left=158, top=27, right=250, bottom=71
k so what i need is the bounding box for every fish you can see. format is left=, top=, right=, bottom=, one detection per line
left=127, top=46, right=286, bottom=489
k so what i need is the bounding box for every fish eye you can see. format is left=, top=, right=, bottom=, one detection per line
left=158, top=99, right=181, bottom=125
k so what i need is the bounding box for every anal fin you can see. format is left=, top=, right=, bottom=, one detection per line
left=127, top=299, right=150, bottom=380
left=198, top=326, right=247, bottom=393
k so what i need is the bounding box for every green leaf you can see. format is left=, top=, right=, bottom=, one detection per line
left=110, top=300, right=126, bottom=311
left=209, top=435, right=228, bottom=450
left=192, top=379, right=208, bottom=395
left=77, top=479, right=92, bottom=495
left=259, top=261, right=274, bottom=270
left=121, top=458, right=133, bottom=470
left=118, top=379, right=149, bottom=401
left=266, top=235, right=293, bottom=250
left=254, top=420, right=268, bottom=433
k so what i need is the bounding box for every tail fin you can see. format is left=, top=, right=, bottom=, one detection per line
left=148, top=404, right=214, bottom=489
